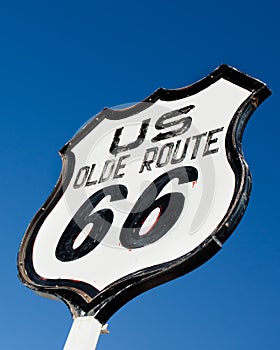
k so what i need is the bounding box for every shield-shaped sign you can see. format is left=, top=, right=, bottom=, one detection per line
left=18, top=65, right=270, bottom=324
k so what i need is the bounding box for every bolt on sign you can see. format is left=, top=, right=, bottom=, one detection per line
left=18, top=65, right=270, bottom=326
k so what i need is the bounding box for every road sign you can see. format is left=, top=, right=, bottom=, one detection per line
left=18, top=65, right=270, bottom=327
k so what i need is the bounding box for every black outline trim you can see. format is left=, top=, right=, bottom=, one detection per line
left=17, top=65, right=271, bottom=323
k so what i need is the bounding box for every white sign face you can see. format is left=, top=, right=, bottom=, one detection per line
left=18, top=65, right=270, bottom=322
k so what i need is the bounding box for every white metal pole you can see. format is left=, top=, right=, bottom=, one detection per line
left=63, top=316, right=103, bottom=350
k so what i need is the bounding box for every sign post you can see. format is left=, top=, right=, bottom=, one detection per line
left=18, top=65, right=270, bottom=349
left=64, top=317, right=102, bottom=350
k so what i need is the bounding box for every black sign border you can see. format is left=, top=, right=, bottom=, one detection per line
left=18, top=65, right=271, bottom=324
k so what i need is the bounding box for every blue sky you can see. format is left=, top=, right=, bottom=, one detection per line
left=1, top=1, right=279, bottom=349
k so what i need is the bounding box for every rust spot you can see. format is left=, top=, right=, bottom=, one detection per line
left=251, top=96, right=258, bottom=109
left=192, top=181, right=197, bottom=188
